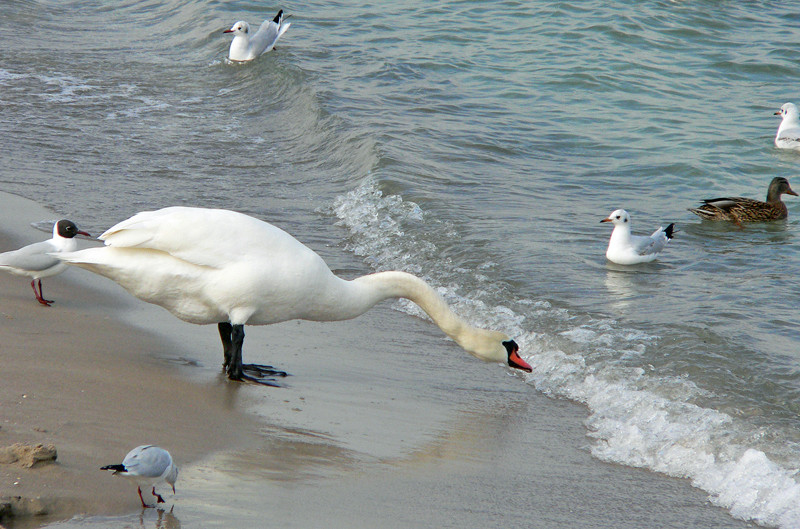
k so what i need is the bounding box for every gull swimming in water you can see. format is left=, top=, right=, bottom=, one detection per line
left=600, top=209, right=675, bottom=265
left=688, top=177, right=798, bottom=223
left=0, top=219, right=90, bottom=306
left=224, top=9, right=291, bottom=62
left=101, top=445, right=178, bottom=508
left=57, top=206, right=532, bottom=385
left=774, top=103, right=800, bottom=150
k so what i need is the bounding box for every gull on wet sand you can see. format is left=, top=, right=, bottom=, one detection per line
left=101, top=445, right=178, bottom=508
left=57, top=206, right=532, bottom=385
left=600, top=209, right=675, bottom=265
left=224, top=9, right=291, bottom=61
left=0, top=219, right=90, bottom=306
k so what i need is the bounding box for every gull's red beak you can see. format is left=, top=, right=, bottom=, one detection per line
left=223, top=29, right=234, bottom=33
left=77, top=230, right=91, bottom=237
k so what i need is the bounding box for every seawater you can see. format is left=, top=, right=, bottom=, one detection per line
left=2, top=1, right=800, bottom=527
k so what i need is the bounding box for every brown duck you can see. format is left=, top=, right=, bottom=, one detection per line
left=688, top=177, right=798, bottom=223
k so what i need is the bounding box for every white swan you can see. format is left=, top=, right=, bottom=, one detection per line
left=774, top=103, right=800, bottom=150
left=101, top=445, right=178, bottom=508
left=0, top=219, right=90, bottom=305
left=600, top=209, right=675, bottom=265
left=58, top=207, right=531, bottom=383
left=224, top=9, right=291, bottom=62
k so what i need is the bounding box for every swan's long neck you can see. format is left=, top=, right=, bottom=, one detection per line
left=330, top=271, right=507, bottom=362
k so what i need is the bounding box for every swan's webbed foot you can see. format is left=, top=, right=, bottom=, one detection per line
left=226, top=365, right=287, bottom=387
left=243, top=363, right=288, bottom=378
left=219, top=322, right=290, bottom=387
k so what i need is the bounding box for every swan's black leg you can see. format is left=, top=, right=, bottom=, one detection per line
left=221, top=323, right=288, bottom=386
left=218, top=322, right=233, bottom=369
left=227, top=324, right=245, bottom=380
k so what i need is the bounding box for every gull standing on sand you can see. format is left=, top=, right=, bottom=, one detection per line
left=224, top=9, right=291, bottom=61
left=600, top=209, right=675, bottom=265
left=0, top=220, right=90, bottom=306
left=101, top=445, right=178, bottom=508
left=57, top=206, right=532, bottom=385
left=774, top=103, right=800, bottom=150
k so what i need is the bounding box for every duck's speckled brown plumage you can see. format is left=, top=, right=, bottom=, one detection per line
left=688, top=177, right=798, bottom=223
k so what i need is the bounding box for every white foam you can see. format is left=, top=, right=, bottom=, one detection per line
left=331, top=177, right=800, bottom=528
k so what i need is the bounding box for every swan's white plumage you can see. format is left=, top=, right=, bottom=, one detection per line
left=59, top=207, right=528, bottom=370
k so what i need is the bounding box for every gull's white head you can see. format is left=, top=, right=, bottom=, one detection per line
left=223, top=21, right=250, bottom=37
left=775, top=102, right=799, bottom=121
left=600, top=209, right=630, bottom=227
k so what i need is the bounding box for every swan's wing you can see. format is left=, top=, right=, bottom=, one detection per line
left=122, top=446, right=171, bottom=478
left=0, top=240, right=59, bottom=271
left=99, top=207, right=315, bottom=269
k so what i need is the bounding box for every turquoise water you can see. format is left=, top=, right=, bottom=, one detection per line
left=2, top=1, right=800, bottom=527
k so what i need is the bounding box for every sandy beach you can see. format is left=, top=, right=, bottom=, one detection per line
left=0, top=192, right=751, bottom=528
left=0, top=192, right=262, bottom=524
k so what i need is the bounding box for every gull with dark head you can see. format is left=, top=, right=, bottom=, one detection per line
left=0, top=219, right=90, bottom=306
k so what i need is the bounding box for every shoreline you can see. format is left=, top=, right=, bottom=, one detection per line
left=0, top=191, right=753, bottom=529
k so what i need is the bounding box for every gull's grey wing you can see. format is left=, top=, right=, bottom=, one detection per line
left=631, top=230, right=667, bottom=256
left=122, top=445, right=171, bottom=478
left=251, top=19, right=280, bottom=56
left=0, top=241, right=59, bottom=271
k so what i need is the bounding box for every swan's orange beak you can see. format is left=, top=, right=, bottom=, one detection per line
left=504, top=340, right=532, bottom=372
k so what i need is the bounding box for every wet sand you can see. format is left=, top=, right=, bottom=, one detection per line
left=0, top=193, right=262, bottom=524
left=0, top=192, right=751, bottom=528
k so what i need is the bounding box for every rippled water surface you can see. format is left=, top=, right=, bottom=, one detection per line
left=2, top=1, right=800, bottom=527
